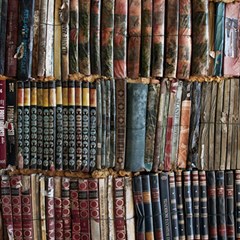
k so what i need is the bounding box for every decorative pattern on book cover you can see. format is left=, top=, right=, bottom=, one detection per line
left=37, top=81, right=43, bottom=169
left=110, top=79, right=116, bottom=167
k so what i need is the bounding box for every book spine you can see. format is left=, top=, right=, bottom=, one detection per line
left=225, top=171, right=235, bottom=239
left=105, top=80, right=111, bottom=167
left=82, top=81, right=90, bottom=172
left=78, top=179, right=90, bottom=240
left=37, top=81, right=43, bottom=169
left=127, top=0, right=141, bottom=79
left=192, top=170, right=200, bottom=239
left=133, top=176, right=145, bottom=240
left=39, top=176, right=47, bottom=240
left=54, top=176, right=63, bottom=240
left=0, top=79, right=6, bottom=168
left=208, top=2, right=215, bottom=76
left=75, top=80, right=82, bottom=170
left=88, top=178, right=100, bottom=240
left=46, top=177, right=55, bottom=239
left=69, top=0, right=79, bottom=73
left=22, top=175, right=34, bottom=240
left=101, top=80, right=106, bottom=168
left=10, top=175, right=23, bottom=240
left=96, top=81, right=102, bottom=169
left=90, top=0, right=101, bottom=75
left=101, top=0, right=114, bottom=78
left=68, top=80, right=76, bottom=170
left=110, top=79, right=116, bottom=167
left=90, top=82, right=97, bottom=171
left=115, top=79, right=126, bottom=170
left=79, top=0, right=91, bottom=75
left=62, top=80, right=69, bottom=170
left=23, top=81, right=31, bottom=169
left=150, top=174, right=164, bottom=239
left=183, top=171, right=194, bottom=239
left=144, top=84, right=160, bottom=171
left=236, top=170, right=240, bottom=238
left=5, top=0, right=18, bottom=76
left=62, top=177, right=71, bottom=239
left=151, top=0, right=165, bottom=77
left=17, top=0, right=35, bottom=79
left=70, top=179, right=80, bottom=240
left=175, top=171, right=185, bottom=239
left=199, top=171, right=209, bottom=239
left=0, top=207, right=3, bottom=240
left=114, top=0, right=127, bottom=79
left=30, top=81, right=37, bottom=169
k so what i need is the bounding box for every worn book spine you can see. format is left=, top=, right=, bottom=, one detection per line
left=10, top=175, right=23, bottom=240
left=237, top=81, right=240, bottom=170
left=22, top=175, right=34, bottom=240
left=79, top=0, right=91, bottom=75
left=37, top=81, right=43, bottom=169
left=191, top=0, right=209, bottom=76
left=62, top=177, right=71, bottom=239
left=110, top=79, right=116, bottom=167
left=125, top=83, right=148, bottom=172
left=96, top=81, right=102, bottom=169
left=152, top=0, right=165, bottom=77
left=39, top=176, right=47, bottom=240
left=78, top=179, right=90, bottom=240
left=90, top=0, right=101, bottom=75
left=75, top=80, right=82, bottom=170
left=30, top=80, right=38, bottom=169
left=105, top=80, right=111, bottom=168
left=69, top=0, right=79, bottom=73
left=133, top=176, right=145, bottom=240
left=70, top=179, right=80, bottom=240
left=5, top=0, right=18, bottom=76
left=169, top=172, right=179, bottom=239
left=127, top=0, right=141, bottom=79
left=236, top=171, right=240, bottom=238
left=88, top=178, right=100, bottom=240
left=115, top=79, right=126, bottom=170
left=144, top=84, right=160, bottom=171
left=183, top=171, right=194, bottom=239
left=82, top=81, right=90, bottom=172
left=207, top=171, right=218, bottom=239
left=17, top=0, right=35, bottom=79
left=114, top=0, right=127, bottom=79
left=175, top=171, right=185, bottom=239
left=23, top=81, right=31, bottom=169
left=68, top=80, right=76, bottom=171
left=0, top=79, right=6, bottom=168
left=101, top=80, right=106, bottom=168
left=192, top=170, right=200, bottom=240
left=177, top=0, right=191, bottom=79
left=208, top=2, right=215, bottom=76
left=199, top=171, right=209, bottom=239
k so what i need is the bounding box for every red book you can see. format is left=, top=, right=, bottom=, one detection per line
left=0, top=79, right=6, bottom=168
left=10, top=175, right=23, bottom=240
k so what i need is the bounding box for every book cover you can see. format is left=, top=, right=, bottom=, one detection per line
left=105, top=80, right=111, bottom=168
left=37, top=81, right=43, bottom=169
left=101, top=80, right=106, bottom=168
left=235, top=170, right=240, bottom=238
left=39, top=176, right=47, bottom=240
left=110, top=79, right=116, bottom=167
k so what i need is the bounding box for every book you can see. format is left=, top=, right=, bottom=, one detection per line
left=208, top=2, right=215, bottom=76
left=37, top=81, right=43, bottom=169
left=236, top=170, right=240, bottom=238
left=105, top=80, right=111, bottom=167
left=101, top=80, right=106, bottom=168
left=110, top=79, right=116, bottom=167
left=17, top=82, right=23, bottom=166
left=39, top=175, right=47, bottom=240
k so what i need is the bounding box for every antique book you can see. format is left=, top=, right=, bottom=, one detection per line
left=144, top=84, right=160, bottom=171
left=0, top=0, right=7, bottom=74
left=140, top=0, right=152, bottom=77
left=110, top=79, right=116, bottom=167
left=114, top=0, right=128, bottom=79
left=90, top=0, right=101, bottom=74
left=191, top=0, right=209, bottom=76
left=39, top=176, right=47, bottom=240
left=17, top=0, right=35, bottom=79
left=37, top=81, right=43, bottom=169
left=125, top=83, right=148, bottom=172
left=235, top=170, right=240, bottom=238
left=127, top=0, right=141, bottom=79
left=151, top=0, right=165, bottom=77
left=101, top=80, right=106, bottom=168
left=5, top=0, right=18, bottom=76
left=105, top=80, right=111, bottom=168
left=208, top=2, right=215, bottom=75
left=79, top=0, right=91, bottom=75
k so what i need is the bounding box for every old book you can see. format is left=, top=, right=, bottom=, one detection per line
left=125, top=83, right=148, bottom=172
left=127, top=0, right=141, bottom=79
left=37, top=81, right=43, bottom=169
left=110, top=79, right=116, bottom=167
left=144, top=84, right=160, bottom=171
left=79, top=0, right=91, bottom=75
left=39, top=176, right=47, bottom=240
left=69, top=0, right=79, bottom=73
left=90, top=0, right=101, bottom=75
left=101, top=80, right=106, bottom=168
left=5, top=0, right=18, bottom=77
left=105, top=80, right=111, bottom=168
left=151, top=0, right=165, bottom=77
left=191, top=0, right=209, bottom=76
left=208, top=2, right=215, bottom=76
left=238, top=82, right=240, bottom=170
left=236, top=171, right=240, bottom=238
left=114, top=0, right=128, bottom=79
left=0, top=0, right=7, bottom=74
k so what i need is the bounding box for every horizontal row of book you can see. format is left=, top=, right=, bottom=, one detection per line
left=0, top=0, right=239, bottom=81
left=1, top=77, right=240, bottom=172
left=0, top=170, right=239, bottom=239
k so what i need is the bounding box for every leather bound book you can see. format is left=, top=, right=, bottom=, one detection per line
left=142, top=175, right=154, bottom=239
left=125, top=83, right=148, bottom=172
left=159, top=172, right=172, bottom=239
left=101, top=80, right=106, bottom=168
left=235, top=170, right=240, bottom=238
left=133, top=176, right=145, bottom=240
left=225, top=171, right=235, bottom=239
left=40, top=176, right=47, bottom=240
left=207, top=171, right=218, bottom=239
left=110, top=79, right=116, bottom=167
left=105, top=80, right=111, bottom=168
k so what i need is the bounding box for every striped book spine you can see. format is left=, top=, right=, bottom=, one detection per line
left=235, top=170, right=240, bottom=238
left=110, top=79, right=116, bottom=167
left=105, top=80, right=111, bottom=168
left=37, top=81, right=43, bottom=169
